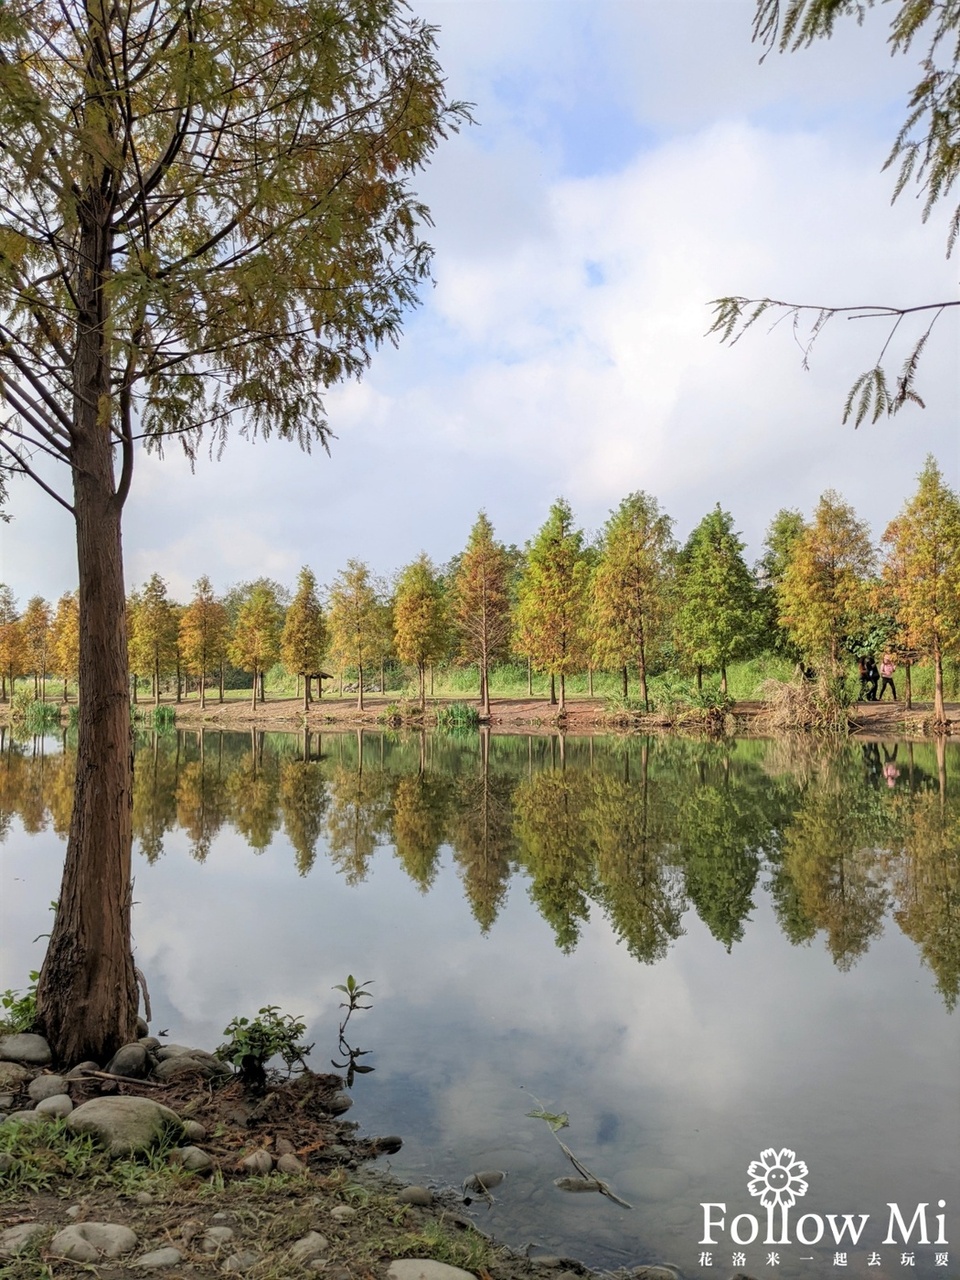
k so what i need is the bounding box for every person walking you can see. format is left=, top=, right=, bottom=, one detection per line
left=878, top=652, right=897, bottom=701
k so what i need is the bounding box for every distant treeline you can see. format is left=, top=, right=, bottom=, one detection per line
left=2, top=455, right=959, bottom=716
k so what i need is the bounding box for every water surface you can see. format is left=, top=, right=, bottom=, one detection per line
left=1, top=728, right=957, bottom=1279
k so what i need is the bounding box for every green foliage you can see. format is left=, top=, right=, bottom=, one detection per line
left=0, top=1112, right=185, bottom=1203
left=332, top=975, right=374, bottom=1014
left=0, top=971, right=39, bottom=1033
left=216, top=1006, right=313, bottom=1087
left=434, top=701, right=480, bottom=730
left=151, top=705, right=177, bottom=732
left=675, top=505, right=761, bottom=680
left=514, top=498, right=591, bottom=696
left=526, top=1104, right=570, bottom=1132
left=590, top=491, right=676, bottom=710
left=712, top=1, right=960, bottom=421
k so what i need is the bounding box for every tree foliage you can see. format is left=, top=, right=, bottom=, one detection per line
left=0, top=0, right=464, bottom=1063
left=710, top=0, right=960, bottom=421
left=451, top=512, right=513, bottom=716
left=514, top=499, right=590, bottom=710
left=777, top=490, right=876, bottom=665
left=328, top=560, right=382, bottom=711
left=881, top=455, right=960, bottom=722
left=21, top=596, right=52, bottom=697
left=50, top=592, right=81, bottom=700
left=179, top=576, right=229, bottom=709
left=130, top=574, right=178, bottom=704
left=590, top=492, right=675, bottom=710
left=228, top=581, right=284, bottom=707
left=0, top=586, right=24, bottom=699
left=281, top=567, right=328, bottom=712
left=393, top=554, right=448, bottom=709
left=675, top=505, right=760, bottom=689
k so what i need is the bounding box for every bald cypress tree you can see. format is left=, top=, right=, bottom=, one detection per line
left=590, top=493, right=675, bottom=711
left=882, top=457, right=960, bottom=724
left=514, top=499, right=589, bottom=713
left=675, top=505, right=760, bottom=694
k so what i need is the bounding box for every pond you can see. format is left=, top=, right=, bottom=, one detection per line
left=1, top=727, right=957, bottom=1280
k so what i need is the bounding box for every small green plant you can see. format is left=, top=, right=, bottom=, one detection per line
left=151, top=705, right=176, bottom=731
left=332, top=976, right=374, bottom=1086
left=434, top=701, right=479, bottom=730
left=9, top=691, right=61, bottom=733
left=0, top=971, right=39, bottom=1033
left=216, top=1005, right=313, bottom=1090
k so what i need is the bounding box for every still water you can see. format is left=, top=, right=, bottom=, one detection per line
left=1, top=728, right=957, bottom=1280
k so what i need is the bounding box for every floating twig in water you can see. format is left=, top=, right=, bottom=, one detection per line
left=525, top=1093, right=632, bottom=1210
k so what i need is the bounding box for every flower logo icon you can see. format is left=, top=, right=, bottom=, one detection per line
left=748, top=1148, right=809, bottom=1207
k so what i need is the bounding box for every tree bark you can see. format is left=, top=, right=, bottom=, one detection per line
left=558, top=672, right=566, bottom=712
left=357, top=663, right=364, bottom=711
left=933, top=633, right=945, bottom=724
left=549, top=673, right=556, bottom=705
left=904, top=660, right=912, bottom=711
left=36, top=215, right=138, bottom=1061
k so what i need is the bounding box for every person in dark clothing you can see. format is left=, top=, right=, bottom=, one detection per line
left=858, top=656, right=879, bottom=701
left=865, top=656, right=879, bottom=701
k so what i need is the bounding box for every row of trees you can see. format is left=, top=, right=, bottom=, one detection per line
left=3, top=456, right=959, bottom=720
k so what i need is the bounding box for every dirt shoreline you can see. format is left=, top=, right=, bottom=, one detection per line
left=4, top=693, right=958, bottom=737
left=149, top=693, right=958, bottom=738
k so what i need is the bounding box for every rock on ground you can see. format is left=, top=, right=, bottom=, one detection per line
left=105, top=1043, right=151, bottom=1078
left=27, top=1074, right=68, bottom=1101
left=66, top=1096, right=183, bottom=1155
left=0, top=1033, right=52, bottom=1065
left=288, top=1231, right=329, bottom=1264
left=388, top=1261, right=478, bottom=1280
left=0, top=1223, right=47, bottom=1257
left=397, top=1186, right=434, bottom=1206
left=134, top=1246, right=184, bottom=1269
left=49, top=1223, right=138, bottom=1262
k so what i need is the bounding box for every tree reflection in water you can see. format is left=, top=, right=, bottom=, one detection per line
left=2, top=725, right=957, bottom=1007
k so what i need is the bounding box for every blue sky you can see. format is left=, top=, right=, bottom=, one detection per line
left=1, top=0, right=957, bottom=606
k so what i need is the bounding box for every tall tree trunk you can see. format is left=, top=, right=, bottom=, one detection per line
left=218, top=664, right=224, bottom=703
left=558, top=672, right=566, bottom=712
left=259, top=670, right=265, bottom=702
left=357, top=663, right=364, bottom=711
left=622, top=665, right=628, bottom=699
left=933, top=634, right=945, bottom=723
left=904, top=660, right=912, bottom=711
left=303, top=672, right=309, bottom=714
left=199, top=665, right=206, bottom=710
left=62, top=679, right=68, bottom=703
left=481, top=659, right=490, bottom=718
left=527, top=657, right=532, bottom=696
left=36, top=276, right=138, bottom=1062
left=418, top=661, right=425, bottom=711
left=251, top=667, right=258, bottom=708
left=549, top=673, right=556, bottom=705
left=638, top=637, right=649, bottom=712
left=721, top=665, right=727, bottom=696
left=696, top=664, right=703, bottom=692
